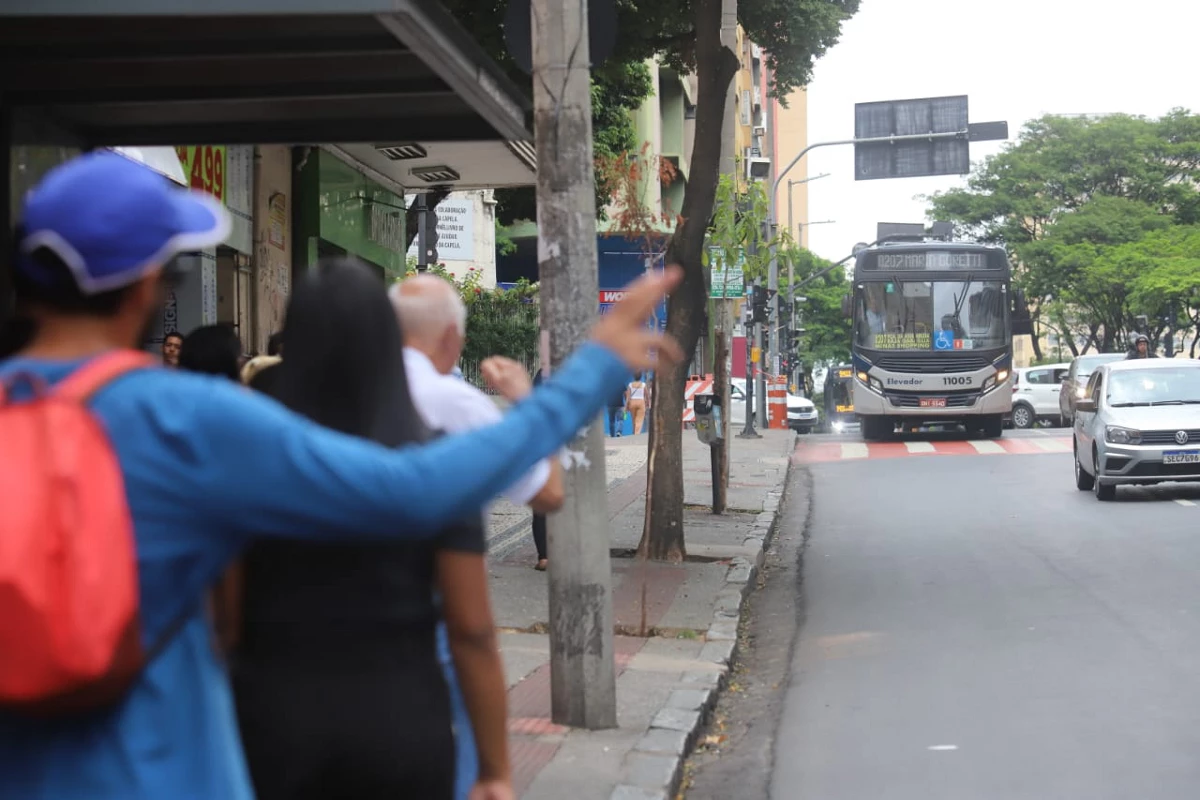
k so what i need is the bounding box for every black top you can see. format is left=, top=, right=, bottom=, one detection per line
left=237, top=433, right=485, bottom=662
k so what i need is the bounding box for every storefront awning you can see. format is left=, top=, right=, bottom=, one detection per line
left=0, top=0, right=536, bottom=189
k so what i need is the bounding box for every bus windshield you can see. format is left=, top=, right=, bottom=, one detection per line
left=856, top=279, right=1007, bottom=351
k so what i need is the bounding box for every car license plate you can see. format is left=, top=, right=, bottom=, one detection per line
left=1163, top=450, right=1200, bottom=465
left=919, top=398, right=947, bottom=408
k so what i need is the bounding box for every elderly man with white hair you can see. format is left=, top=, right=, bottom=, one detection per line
left=390, top=273, right=564, bottom=800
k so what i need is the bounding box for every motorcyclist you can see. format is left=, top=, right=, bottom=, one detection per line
left=1126, top=333, right=1156, bottom=360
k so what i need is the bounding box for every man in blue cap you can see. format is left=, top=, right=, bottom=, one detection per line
left=0, top=151, right=682, bottom=800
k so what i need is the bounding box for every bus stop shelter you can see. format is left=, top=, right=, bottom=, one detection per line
left=0, top=0, right=536, bottom=301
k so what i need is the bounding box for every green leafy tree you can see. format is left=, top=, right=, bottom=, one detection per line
left=444, top=0, right=859, bottom=561
left=926, top=110, right=1200, bottom=359
left=777, top=245, right=851, bottom=390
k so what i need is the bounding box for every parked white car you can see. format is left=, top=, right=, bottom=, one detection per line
left=730, top=378, right=819, bottom=432
left=1009, top=363, right=1070, bottom=428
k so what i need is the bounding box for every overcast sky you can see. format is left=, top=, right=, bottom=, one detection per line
left=803, top=0, right=1200, bottom=262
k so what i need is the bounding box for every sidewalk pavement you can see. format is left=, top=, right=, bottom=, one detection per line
left=486, top=428, right=796, bottom=799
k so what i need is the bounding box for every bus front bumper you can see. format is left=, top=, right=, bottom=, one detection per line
left=852, top=381, right=1012, bottom=417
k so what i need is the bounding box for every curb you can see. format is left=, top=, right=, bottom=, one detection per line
left=608, top=451, right=791, bottom=800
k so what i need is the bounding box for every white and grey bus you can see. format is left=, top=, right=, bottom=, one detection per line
left=849, top=241, right=1013, bottom=441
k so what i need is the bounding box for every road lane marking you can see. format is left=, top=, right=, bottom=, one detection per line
left=841, top=443, right=869, bottom=459
left=904, top=441, right=937, bottom=453
left=1175, top=499, right=1196, bottom=507
left=928, top=745, right=958, bottom=751
left=969, top=440, right=1006, bottom=454
left=1033, top=438, right=1071, bottom=452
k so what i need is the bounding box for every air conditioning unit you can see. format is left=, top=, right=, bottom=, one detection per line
left=752, top=125, right=767, bottom=137
left=745, top=157, right=771, bottom=181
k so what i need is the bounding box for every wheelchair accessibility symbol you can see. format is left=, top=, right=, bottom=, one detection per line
left=934, top=330, right=955, bottom=351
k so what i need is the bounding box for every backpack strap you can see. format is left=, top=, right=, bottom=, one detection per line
left=54, top=350, right=157, bottom=403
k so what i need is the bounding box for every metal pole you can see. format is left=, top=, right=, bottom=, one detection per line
left=530, top=0, right=616, bottom=729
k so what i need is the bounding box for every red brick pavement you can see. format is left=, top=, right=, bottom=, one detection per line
left=508, top=636, right=648, bottom=796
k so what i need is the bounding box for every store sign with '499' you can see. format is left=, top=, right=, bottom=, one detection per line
left=175, top=146, right=227, bottom=205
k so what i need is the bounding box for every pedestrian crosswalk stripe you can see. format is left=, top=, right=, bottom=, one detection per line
left=841, top=443, right=870, bottom=459
left=794, top=436, right=1074, bottom=464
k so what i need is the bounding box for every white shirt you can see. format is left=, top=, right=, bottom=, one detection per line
left=403, top=347, right=551, bottom=506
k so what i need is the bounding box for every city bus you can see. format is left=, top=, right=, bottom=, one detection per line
left=823, top=364, right=857, bottom=433
left=848, top=240, right=1013, bottom=441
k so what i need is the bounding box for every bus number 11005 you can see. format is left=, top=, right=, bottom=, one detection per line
left=942, top=376, right=972, bottom=387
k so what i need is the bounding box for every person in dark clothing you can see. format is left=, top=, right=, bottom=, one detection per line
left=267, top=331, right=284, bottom=357
left=607, top=382, right=626, bottom=436
left=232, top=259, right=512, bottom=800
left=531, top=368, right=549, bottom=569
left=179, top=323, right=242, bottom=380
left=1126, top=333, right=1156, bottom=360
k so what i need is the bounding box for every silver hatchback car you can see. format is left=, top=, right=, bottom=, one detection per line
left=1073, top=359, right=1200, bottom=500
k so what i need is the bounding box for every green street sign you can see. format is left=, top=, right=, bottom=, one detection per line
left=708, top=246, right=746, bottom=299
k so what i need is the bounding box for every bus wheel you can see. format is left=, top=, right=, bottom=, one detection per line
left=983, top=414, right=1004, bottom=439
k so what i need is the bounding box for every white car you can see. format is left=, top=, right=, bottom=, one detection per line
left=1009, top=363, right=1070, bottom=428
left=730, top=378, right=819, bottom=432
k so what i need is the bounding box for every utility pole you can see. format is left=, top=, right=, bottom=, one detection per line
left=710, top=0, right=738, bottom=511
left=530, top=0, right=616, bottom=729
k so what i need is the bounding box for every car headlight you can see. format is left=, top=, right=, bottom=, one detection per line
left=1105, top=426, right=1141, bottom=445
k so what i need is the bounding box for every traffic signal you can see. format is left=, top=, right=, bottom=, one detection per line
left=751, top=285, right=768, bottom=324
left=787, top=327, right=801, bottom=353
left=425, top=207, right=440, bottom=264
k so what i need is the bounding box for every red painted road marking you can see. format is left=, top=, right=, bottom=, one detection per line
left=793, top=437, right=1073, bottom=464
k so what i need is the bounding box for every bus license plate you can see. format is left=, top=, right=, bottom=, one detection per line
left=919, top=398, right=947, bottom=408
left=1163, top=451, right=1200, bottom=465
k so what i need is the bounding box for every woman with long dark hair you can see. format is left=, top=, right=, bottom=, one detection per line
left=232, top=259, right=511, bottom=800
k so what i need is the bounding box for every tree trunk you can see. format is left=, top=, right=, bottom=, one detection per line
left=637, top=0, right=740, bottom=563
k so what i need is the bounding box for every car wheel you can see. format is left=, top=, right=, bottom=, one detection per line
left=1093, top=447, right=1116, bottom=501
left=1011, top=403, right=1035, bottom=429
left=1074, top=440, right=1094, bottom=491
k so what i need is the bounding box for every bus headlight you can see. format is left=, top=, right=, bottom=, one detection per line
left=982, top=369, right=1010, bottom=393
left=856, top=371, right=884, bottom=393
left=832, top=420, right=845, bottom=433
left=995, top=368, right=1010, bottom=384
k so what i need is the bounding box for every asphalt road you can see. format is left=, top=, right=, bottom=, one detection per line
left=767, top=426, right=1200, bottom=799
left=684, top=426, right=1200, bottom=799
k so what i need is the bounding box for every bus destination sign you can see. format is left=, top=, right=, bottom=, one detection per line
left=873, top=333, right=931, bottom=350
left=868, top=251, right=989, bottom=271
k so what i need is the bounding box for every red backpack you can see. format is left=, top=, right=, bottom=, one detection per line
left=0, top=349, right=164, bottom=716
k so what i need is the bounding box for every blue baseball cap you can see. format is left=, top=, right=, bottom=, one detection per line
left=17, top=150, right=231, bottom=295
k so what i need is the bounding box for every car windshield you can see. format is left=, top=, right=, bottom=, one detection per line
left=855, top=280, right=1007, bottom=351
left=1107, top=367, right=1200, bottom=406
left=1076, top=353, right=1125, bottom=381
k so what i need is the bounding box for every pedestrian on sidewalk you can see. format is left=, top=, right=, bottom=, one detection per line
left=392, top=277, right=565, bottom=799
left=626, top=372, right=649, bottom=434
left=178, top=324, right=242, bottom=382
left=232, top=260, right=511, bottom=800
left=530, top=367, right=550, bottom=571
left=0, top=151, right=683, bottom=800
left=160, top=330, right=183, bottom=368
left=607, top=381, right=627, bottom=437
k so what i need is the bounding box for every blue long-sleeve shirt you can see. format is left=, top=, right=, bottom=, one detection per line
left=0, top=342, right=627, bottom=800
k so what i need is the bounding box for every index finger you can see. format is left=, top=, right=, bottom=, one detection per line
left=609, top=265, right=683, bottom=322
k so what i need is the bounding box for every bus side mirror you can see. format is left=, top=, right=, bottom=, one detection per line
left=841, top=295, right=851, bottom=317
